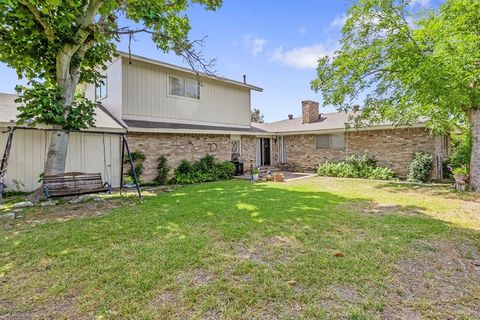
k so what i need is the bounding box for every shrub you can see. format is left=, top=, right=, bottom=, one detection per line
left=173, top=155, right=235, bottom=184
left=448, top=128, right=472, bottom=169
left=156, top=155, right=170, bottom=185
left=408, top=152, right=433, bottom=182
left=176, top=160, right=192, bottom=175
left=317, top=152, right=395, bottom=180
left=124, top=150, right=145, bottom=182
left=451, top=166, right=468, bottom=175
left=369, top=167, right=396, bottom=180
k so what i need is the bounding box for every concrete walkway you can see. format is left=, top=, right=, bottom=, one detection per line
left=232, top=171, right=315, bottom=182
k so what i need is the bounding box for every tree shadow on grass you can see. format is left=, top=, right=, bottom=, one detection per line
left=0, top=180, right=479, bottom=319
left=373, top=180, right=479, bottom=201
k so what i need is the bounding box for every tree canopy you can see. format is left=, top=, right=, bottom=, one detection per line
left=251, top=108, right=265, bottom=123
left=0, top=0, right=222, bottom=179
left=312, top=0, right=480, bottom=132
left=312, top=0, right=480, bottom=190
left=0, top=0, right=222, bottom=128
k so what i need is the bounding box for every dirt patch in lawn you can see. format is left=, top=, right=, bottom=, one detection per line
left=382, top=240, right=480, bottom=319
left=150, top=291, right=178, bottom=308
left=178, top=268, right=215, bottom=287
left=354, top=202, right=424, bottom=216
left=247, top=300, right=305, bottom=320
left=317, top=285, right=364, bottom=315
left=1, top=196, right=139, bottom=230
left=0, top=292, right=83, bottom=320
left=230, top=235, right=305, bottom=266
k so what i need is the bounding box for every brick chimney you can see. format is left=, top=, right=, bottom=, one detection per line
left=302, top=100, right=320, bottom=124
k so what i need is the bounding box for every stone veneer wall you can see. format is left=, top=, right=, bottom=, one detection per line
left=281, top=135, right=346, bottom=171
left=347, top=128, right=436, bottom=176
left=240, top=136, right=257, bottom=170
left=280, top=127, right=438, bottom=176
left=126, top=133, right=257, bottom=182
left=126, top=127, right=441, bottom=181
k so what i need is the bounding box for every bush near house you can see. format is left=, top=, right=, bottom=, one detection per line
left=317, top=152, right=396, bottom=180
left=408, top=152, right=433, bottom=182
left=173, top=154, right=235, bottom=184
left=448, top=129, right=472, bottom=169
left=124, top=150, right=146, bottom=183
left=156, top=155, right=170, bottom=185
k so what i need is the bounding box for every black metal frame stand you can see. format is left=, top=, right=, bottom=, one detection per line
left=120, top=134, right=142, bottom=201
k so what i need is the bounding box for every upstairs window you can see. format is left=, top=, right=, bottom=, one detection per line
left=316, top=133, right=345, bottom=149
left=169, top=75, right=200, bottom=100
left=95, top=75, right=107, bottom=100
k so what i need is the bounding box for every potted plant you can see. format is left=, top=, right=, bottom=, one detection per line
left=451, top=166, right=469, bottom=183
left=251, top=168, right=260, bottom=181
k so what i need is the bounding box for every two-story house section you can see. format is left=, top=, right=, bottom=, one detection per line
left=85, top=52, right=269, bottom=181
left=85, top=52, right=449, bottom=183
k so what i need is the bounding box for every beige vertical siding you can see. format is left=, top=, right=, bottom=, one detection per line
left=0, top=129, right=122, bottom=192
left=85, top=58, right=123, bottom=120
left=121, top=58, right=251, bottom=127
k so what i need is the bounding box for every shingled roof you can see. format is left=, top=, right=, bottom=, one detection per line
left=0, top=93, right=125, bottom=132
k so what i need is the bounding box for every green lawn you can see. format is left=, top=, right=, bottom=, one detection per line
left=1, top=177, right=480, bottom=319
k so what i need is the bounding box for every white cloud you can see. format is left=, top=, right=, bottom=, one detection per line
left=410, top=0, right=431, bottom=6
left=271, top=43, right=336, bottom=69
left=242, top=34, right=267, bottom=57
left=299, top=27, right=307, bottom=35
left=252, top=38, right=267, bottom=56
left=329, top=14, right=347, bottom=29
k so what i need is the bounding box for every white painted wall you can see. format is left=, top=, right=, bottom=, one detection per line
left=85, top=56, right=253, bottom=128
left=121, top=58, right=252, bottom=128
left=85, top=57, right=123, bottom=120
left=0, top=128, right=122, bottom=192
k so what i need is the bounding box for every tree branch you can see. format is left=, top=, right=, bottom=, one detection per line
left=19, top=0, right=55, bottom=42
left=112, top=27, right=218, bottom=77
left=57, top=0, right=103, bottom=84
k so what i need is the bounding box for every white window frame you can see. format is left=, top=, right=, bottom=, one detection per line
left=278, top=136, right=286, bottom=163
left=315, top=133, right=345, bottom=150
left=167, top=75, right=201, bottom=101
left=95, top=75, right=107, bottom=101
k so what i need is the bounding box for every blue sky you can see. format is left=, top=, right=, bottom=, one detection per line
left=0, top=0, right=437, bottom=122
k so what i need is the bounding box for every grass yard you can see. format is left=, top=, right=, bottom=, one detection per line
left=1, top=177, right=480, bottom=319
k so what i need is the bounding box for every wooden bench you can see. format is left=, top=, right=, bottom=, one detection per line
left=43, top=172, right=110, bottom=198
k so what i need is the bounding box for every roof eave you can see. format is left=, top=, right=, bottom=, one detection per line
left=117, top=51, right=263, bottom=92
left=127, top=127, right=271, bottom=136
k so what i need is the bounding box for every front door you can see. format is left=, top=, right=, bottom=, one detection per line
left=260, top=138, right=271, bottom=166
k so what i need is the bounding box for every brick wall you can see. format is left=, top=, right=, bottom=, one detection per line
left=281, top=134, right=347, bottom=171
left=126, top=133, right=257, bottom=182
left=279, top=127, right=438, bottom=176
left=302, top=100, right=319, bottom=124
left=126, top=127, right=441, bottom=181
left=347, top=128, right=436, bottom=176
left=241, top=136, right=257, bottom=171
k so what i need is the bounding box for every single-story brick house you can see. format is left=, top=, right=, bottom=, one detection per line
left=0, top=52, right=449, bottom=190
left=251, top=100, right=450, bottom=177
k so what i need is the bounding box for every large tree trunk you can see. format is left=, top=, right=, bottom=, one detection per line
left=469, top=109, right=480, bottom=192
left=44, top=129, right=70, bottom=175
left=43, top=52, right=79, bottom=176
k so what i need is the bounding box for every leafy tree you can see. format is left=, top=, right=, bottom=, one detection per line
left=449, top=126, right=473, bottom=169
left=312, top=0, right=480, bottom=191
left=251, top=108, right=264, bottom=123
left=0, top=0, right=221, bottom=182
